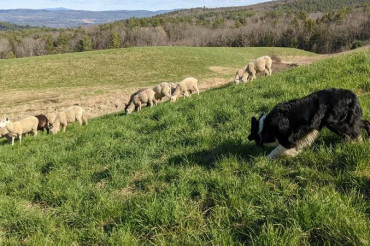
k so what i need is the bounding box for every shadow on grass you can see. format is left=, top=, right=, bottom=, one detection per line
left=168, top=139, right=265, bottom=169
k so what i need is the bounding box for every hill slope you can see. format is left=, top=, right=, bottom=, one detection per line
left=0, top=9, right=171, bottom=28
left=0, top=46, right=315, bottom=119
left=0, top=50, right=369, bottom=244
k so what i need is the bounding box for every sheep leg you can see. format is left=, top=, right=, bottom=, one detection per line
left=11, top=136, right=15, bottom=146
left=33, top=128, right=38, bottom=137
left=153, top=99, right=157, bottom=107
left=19, top=134, right=22, bottom=144
left=82, top=114, right=88, bottom=125
left=77, top=116, right=83, bottom=126
left=138, top=102, right=142, bottom=111
left=195, top=86, right=200, bottom=96
left=250, top=71, right=256, bottom=81
left=62, top=123, right=67, bottom=132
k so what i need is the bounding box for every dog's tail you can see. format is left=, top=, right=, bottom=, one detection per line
left=361, top=120, right=370, bottom=137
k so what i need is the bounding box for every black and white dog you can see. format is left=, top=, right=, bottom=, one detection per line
left=248, top=88, right=370, bottom=158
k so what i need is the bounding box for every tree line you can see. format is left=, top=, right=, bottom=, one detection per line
left=0, top=1, right=369, bottom=59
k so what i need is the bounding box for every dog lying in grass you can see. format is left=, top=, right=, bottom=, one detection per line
left=248, top=88, right=370, bottom=159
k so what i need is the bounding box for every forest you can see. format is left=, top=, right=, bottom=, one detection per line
left=0, top=0, right=368, bottom=59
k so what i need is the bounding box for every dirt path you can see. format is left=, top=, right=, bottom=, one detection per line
left=0, top=59, right=312, bottom=121
left=2, top=47, right=367, bottom=121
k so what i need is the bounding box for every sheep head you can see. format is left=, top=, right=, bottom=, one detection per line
left=0, top=117, right=10, bottom=128
left=170, top=96, right=177, bottom=102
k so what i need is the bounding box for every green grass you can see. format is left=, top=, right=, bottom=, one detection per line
left=0, top=49, right=369, bottom=245
left=0, top=46, right=314, bottom=90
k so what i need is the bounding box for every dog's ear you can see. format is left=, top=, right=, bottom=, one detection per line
left=248, top=117, right=258, bottom=141
left=251, top=117, right=258, bottom=129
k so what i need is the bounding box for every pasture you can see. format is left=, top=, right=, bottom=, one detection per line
left=0, top=46, right=315, bottom=120
left=0, top=47, right=369, bottom=245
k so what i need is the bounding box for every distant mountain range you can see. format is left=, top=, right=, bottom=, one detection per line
left=0, top=8, right=172, bottom=28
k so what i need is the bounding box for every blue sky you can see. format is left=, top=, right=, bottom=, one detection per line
left=1, top=0, right=267, bottom=11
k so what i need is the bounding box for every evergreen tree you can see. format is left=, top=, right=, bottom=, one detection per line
left=109, top=32, right=121, bottom=49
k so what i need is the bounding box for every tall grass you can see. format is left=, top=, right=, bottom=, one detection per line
left=0, top=49, right=369, bottom=245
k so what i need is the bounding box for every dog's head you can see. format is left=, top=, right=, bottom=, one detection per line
left=248, top=114, right=277, bottom=146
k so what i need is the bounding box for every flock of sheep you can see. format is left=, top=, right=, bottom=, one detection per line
left=0, top=55, right=272, bottom=145
left=124, top=77, right=200, bottom=114
left=0, top=106, right=88, bottom=145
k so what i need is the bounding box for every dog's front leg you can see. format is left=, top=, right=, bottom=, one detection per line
left=267, top=145, right=300, bottom=159
left=267, top=130, right=320, bottom=159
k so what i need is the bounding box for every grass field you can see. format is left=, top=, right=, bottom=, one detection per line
left=0, top=46, right=314, bottom=90
left=0, top=48, right=369, bottom=245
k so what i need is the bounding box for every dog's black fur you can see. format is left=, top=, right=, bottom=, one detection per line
left=248, top=88, right=370, bottom=149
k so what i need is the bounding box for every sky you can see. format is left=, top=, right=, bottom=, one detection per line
left=0, top=0, right=268, bottom=11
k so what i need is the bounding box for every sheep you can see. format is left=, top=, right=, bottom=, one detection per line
left=234, top=65, right=248, bottom=84
left=125, top=88, right=157, bottom=115
left=245, top=56, right=272, bottom=81
left=153, top=82, right=172, bottom=101
left=170, top=77, right=199, bottom=102
left=0, top=126, right=12, bottom=144
left=46, top=112, right=57, bottom=126
left=0, top=117, right=10, bottom=128
left=3, top=116, right=39, bottom=145
left=50, top=106, right=88, bottom=134
left=35, top=114, right=49, bottom=134
left=169, top=82, right=178, bottom=94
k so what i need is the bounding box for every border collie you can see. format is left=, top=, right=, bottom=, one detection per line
left=248, top=88, right=369, bottom=159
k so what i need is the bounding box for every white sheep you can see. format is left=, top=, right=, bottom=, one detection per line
left=3, top=116, right=39, bottom=145
left=234, top=65, right=248, bottom=84
left=245, top=56, right=272, bottom=81
left=125, top=88, right=157, bottom=115
left=153, top=82, right=172, bottom=101
left=0, top=117, right=11, bottom=128
left=169, top=82, right=178, bottom=94
left=170, top=77, right=199, bottom=102
left=50, top=106, right=88, bottom=134
left=46, top=112, right=57, bottom=126
left=0, top=126, right=12, bottom=144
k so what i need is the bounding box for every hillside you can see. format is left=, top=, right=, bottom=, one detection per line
left=0, top=0, right=368, bottom=59
left=0, top=9, right=171, bottom=28
left=0, top=49, right=369, bottom=244
left=0, top=46, right=315, bottom=120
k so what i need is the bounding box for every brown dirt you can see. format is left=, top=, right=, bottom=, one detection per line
left=3, top=48, right=366, bottom=121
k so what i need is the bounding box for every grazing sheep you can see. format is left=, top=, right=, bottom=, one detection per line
left=46, top=112, right=57, bottom=126
left=169, top=82, right=178, bottom=94
left=125, top=88, right=157, bottom=115
left=50, top=106, right=88, bottom=134
left=245, top=56, right=272, bottom=81
left=3, top=116, right=39, bottom=145
left=35, top=114, right=49, bottom=134
left=234, top=65, right=248, bottom=84
left=170, top=77, right=199, bottom=102
left=0, top=126, right=12, bottom=144
left=0, top=117, right=10, bottom=128
left=153, top=82, right=172, bottom=101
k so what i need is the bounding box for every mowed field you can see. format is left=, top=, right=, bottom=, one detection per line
left=0, top=46, right=315, bottom=120
left=0, top=47, right=369, bottom=245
